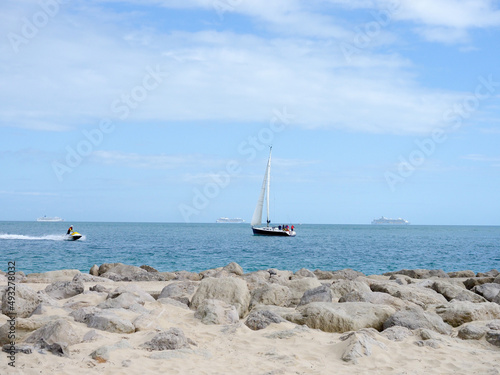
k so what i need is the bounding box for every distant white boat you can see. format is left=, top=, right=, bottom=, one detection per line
left=251, top=147, right=296, bottom=237
left=37, top=216, right=64, bottom=222
left=216, top=217, right=245, bottom=223
left=371, top=216, right=409, bottom=225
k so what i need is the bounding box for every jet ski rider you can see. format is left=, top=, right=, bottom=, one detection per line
left=66, top=226, right=73, bottom=235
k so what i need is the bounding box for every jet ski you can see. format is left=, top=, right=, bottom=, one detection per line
left=65, top=231, right=82, bottom=241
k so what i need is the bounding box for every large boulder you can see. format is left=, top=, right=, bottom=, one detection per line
left=1, top=284, right=41, bottom=318
left=250, top=283, right=293, bottom=309
left=339, top=291, right=416, bottom=311
left=431, top=281, right=487, bottom=303
left=435, top=302, right=500, bottom=327
left=194, top=299, right=239, bottom=325
left=25, top=269, right=81, bottom=283
left=98, top=263, right=164, bottom=281
left=293, top=302, right=395, bottom=333
left=85, top=311, right=135, bottom=333
left=339, top=329, right=387, bottom=364
left=472, top=283, right=500, bottom=302
left=477, top=269, right=499, bottom=278
left=384, top=269, right=448, bottom=279
left=97, top=292, right=148, bottom=310
left=464, top=278, right=495, bottom=290
left=330, top=280, right=371, bottom=300
left=293, top=268, right=316, bottom=279
left=190, top=277, right=251, bottom=318
left=457, top=323, right=487, bottom=340
left=331, top=269, right=365, bottom=280
left=447, top=270, right=476, bottom=278
left=370, top=282, right=447, bottom=308
left=158, top=281, right=198, bottom=306
left=25, top=319, right=80, bottom=348
left=383, top=308, right=452, bottom=335
left=223, top=262, right=244, bottom=276
left=298, top=285, right=332, bottom=306
left=44, top=279, right=84, bottom=300
left=285, top=278, right=322, bottom=306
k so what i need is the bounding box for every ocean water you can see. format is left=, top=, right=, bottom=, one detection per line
left=0, top=221, right=499, bottom=275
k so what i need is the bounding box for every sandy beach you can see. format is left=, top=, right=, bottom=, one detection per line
left=1, top=263, right=500, bottom=374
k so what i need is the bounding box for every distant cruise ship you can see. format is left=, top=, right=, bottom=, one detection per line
left=371, top=216, right=409, bottom=225
left=216, top=217, right=245, bottom=223
left=37, top=216, right=64, bottom=222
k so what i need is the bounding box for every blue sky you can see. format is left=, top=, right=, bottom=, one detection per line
left=1, top=0, right=500, bottom=225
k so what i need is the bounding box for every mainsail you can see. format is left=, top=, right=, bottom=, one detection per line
left=251, top=147, right=272, bottom=227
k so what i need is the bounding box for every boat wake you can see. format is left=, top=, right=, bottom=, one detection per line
left=0, top=234, right=85, bottom=241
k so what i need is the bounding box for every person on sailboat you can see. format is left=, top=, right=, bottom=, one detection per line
left=66, top=226, right=73, bottom=235
left=291, top=225, right=294, bottom=231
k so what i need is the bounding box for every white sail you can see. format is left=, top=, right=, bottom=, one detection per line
left=251, top=147, right=272, bottom=227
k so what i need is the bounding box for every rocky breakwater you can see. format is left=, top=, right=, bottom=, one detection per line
left=0, top=264, right=499, bottom=373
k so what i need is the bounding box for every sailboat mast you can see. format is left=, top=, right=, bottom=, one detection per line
left=266, top=146, right=272, bottom=227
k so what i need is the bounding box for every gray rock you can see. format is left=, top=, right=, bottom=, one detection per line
left=294, top=302, right=395, bottom=333
left=464, top=277, right=496, bottom=290
left=99, top=263, right=165, bottom=281
left=285, top=278, right=323, bottom=306
left=431, top=281, right=487, bottom=303
left=142, top=328, right=192, bottom=351
left=2, top=344, right=33, bottom=355
left=313, top=270, right=335, bottom=280
left=140, top=265, right=159, bottom=273
left=477, top=269, right=499, bottom=278
left=1, top=284, right=41, bottom=318
left=486, top=331, right=500, bottom=347
left=89, top=265, right=99, bottom=276
left=0, top=317, right=51, bottom=345
left=383, top=308, right=452, bottom=335
left=91, top=339, right=131, bottom=362
left=384, top=269, right=449, bottom=279
left=174, top=271, right=202, bottom=281
left=435, top=301, right=500, bottom=327
left=223, top=262, right=244, bottom=276
left=82, top=330, right=102, bottom=342
left=44, top=279, right=84, bottom=300
left=157, top=298, right=190, bottom=310
left=73, top=273, right=113, bottom=283
left=487, top=320, right=500, bottom=330
left=194, top=299, right=239, bottom=325
left=457, top=324, right=487, bottom=340
left=414, top=339, right=441, bottom=349
left=191, top=277, right=251, bottom=318
left=340, top=329, right=387, bottom=364
left=339, top=291, right=415, bottom=311
left=250, top=283, right=292, bottom=309
left=330, top=280, right=371, bottom=300
left=98, top=292, right=147, bottom=310
left=331, top=269, right=365, bottom=280
left=108, top=284, right=156, bottom=302
left=298, top=285, right=332, bottom=306
left=245, top=310, right=286, bottom=331
left=158, top=281, right=198, bottom=306
left=85, top=311, right=135, bottom=333
left=25, top=319, right=80, bottom=348
left=89, top=284, right=112, bottom=293
left=472, top=283, right=500, bottom=302
left=370, top=281, right=447, bottom=308
left=447, top=270, right=476, bottom=278
left=38, top=338, right=68, bottom=356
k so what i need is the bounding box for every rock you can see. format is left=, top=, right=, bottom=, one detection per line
left=99, top=263, right=165, bottom=281
left=370, top=281, right=447, bottom=308
left=245, top=310, right=286, bottom=330
left=486, top=331, right=500, bottom=347
left=384, top=269, right=449, bottom=279
left=431, top=281, right=487, bottom=303
left=472, top=283, right=500, bottom=302
left=339, top=291, right=414, bottom=311
left=191, top=277, right=251, bottom=318
left=2, top=344, right=33, bottom=355
left=448, top=270, right=476, bottom=278
left=242, top=271, right=271, bottom=291
left=194, top=299, right=239, bottom=325
left=414, top=339, right=441, bottom=349
left=157, top=298, right=190, bottom=310
left=85, top=311, right=135, bottom=333
left=435, top=302, right=500, bottom=327
left=108, top=284, right=156, bottom=303
left=25, top=269, right=81, bottom=283
left=457, top=324, right=487, bottom=340
left=0, top=317, right=50, bottom=345
left=159, top=272, right=176, bottom=281
left=1, top=284, right=41, bottom=318
left=381, top=326, right=413, bottom=341
left=464, top=277, right=495, bottom=290
left=25, top=319, right=80, bottom=348
left=298, top=285, right=332, bottom=306
left=44, top=279, right=84, bottom=300
left=73, top=273, right=113, bottom=283
left=223, top=262, right=244, bottom=276
left=285, top=278, right=322, bottom=306
left=477, top=269, right=499, bottom=278
left=487, top=320, right=500, bottom=330
left=383, top=309, right=452, bottom=335
left=313, top=270, right=335, bottom=280
left=294, top=268, right=316, bottom=278
left=331, top=269, right=365, bottom=280
left=158, top=281, right=198, bottom=306
left=89, top=265, right=99, bottom=276
left=340, top=329, right=387, bottom=364
left=174, top=271, right=202, bottom=281
left=133, top=313, right=162, bottom=331
left=330, top=280, right=371, bottom=300
left=82, top=330, right=102, bottom=342
left=142, top=328, right=192, bottom=350
left=38, top=339, right=68, bottom=356
left=495, top=275, right=500, bottom=284
left=250, top=283, right=292, bottom=309
left=294, top=302, right=395, bottom=333
left=89, top=285, right=112, bottom=293
left=91, top=340, right=131, bottom=362
left=98, top=292, right=147, bottom=310
left=140, top=265, right=159, bottom=273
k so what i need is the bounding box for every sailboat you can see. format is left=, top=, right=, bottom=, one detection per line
left=251, top=147, right=296, bottom=237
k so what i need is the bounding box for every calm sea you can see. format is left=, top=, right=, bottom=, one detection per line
left=0, top=221, right=499, bottom=275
